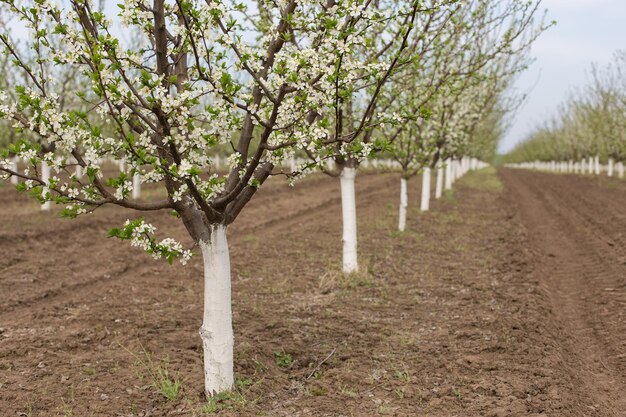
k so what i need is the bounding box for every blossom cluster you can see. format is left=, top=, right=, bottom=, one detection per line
left=0, top=0, right=475, bottom=261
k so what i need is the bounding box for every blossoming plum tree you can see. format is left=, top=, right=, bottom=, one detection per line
left=0, top=0, right=422, bottom=395
left=303, top=0, right=462, bottom=273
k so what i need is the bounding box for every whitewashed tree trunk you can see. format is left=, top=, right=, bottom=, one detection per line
left=444, top=160, right=453, bottom=190
left=617, top=161, right=624, bottom=179
left=75, top=164, right=83, bottom=179
left=340, top=167, right=358, bottom=273
left=199, top=224, right=234, bottom=396
left=10, top=157, right=18, bottom=185
left=41, top=162, right=51, bottom=211
left=398, top=177, right=407, bottom=232
left=594, top=156, right=600, bottom=175
left=435, top=163, right=444, bottom=199
left=607, top=158, right=614, bottom=177
left=449, top=160, right=455, bottom=183
left=420, top=168, right=431, bottom=212
left=132, top=173, right=141, bottom=199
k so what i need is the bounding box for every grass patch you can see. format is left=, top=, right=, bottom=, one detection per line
left=202, top=389, right=248, bottom=414
left=274, top=350, right=294, bottom=369
left=120, top=342, right=183, bottom=401
left=443, top=190, right=457, bottom=205
left=318, top=266, right=377, bottom=294
left=460, top=167, right=503, bottom=193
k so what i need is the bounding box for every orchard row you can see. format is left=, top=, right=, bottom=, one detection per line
left=0, top=1, right=546, bottom=396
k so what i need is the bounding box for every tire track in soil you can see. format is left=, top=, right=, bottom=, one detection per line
left=500, top=169, right=626, bottom=417
left=0, top=172, right=397, bottom=322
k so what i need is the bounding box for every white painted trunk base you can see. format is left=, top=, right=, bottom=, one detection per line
left=594, top=156, right=600, bottom=175
left=199, top=225, right=234, bottom=396
left=444, top=160, right=452, bottom=190
left=608, top=159, right=614, bottom=177
left=420, top=168, right=431, bottom=212
left=10, top=157, right=18, bottom=185
left=132, top=173, right=141, bottom=199
left=617, top=162, right=624, bottom=179
left=398, top=177, right=407, bottom=232
left=41, top=162, right=51, bottom=211
left=435, top=164, right=444, bottom=199
left=340, top=167, right=358, bottom=273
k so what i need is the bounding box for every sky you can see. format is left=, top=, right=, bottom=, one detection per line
left=498, top=0, right=626, bottom=153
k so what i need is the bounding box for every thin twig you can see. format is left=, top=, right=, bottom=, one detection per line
left=306, top=348, right=337, bottom=380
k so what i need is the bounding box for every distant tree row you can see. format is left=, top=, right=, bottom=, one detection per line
left=505, top=51, right=626, bottom=164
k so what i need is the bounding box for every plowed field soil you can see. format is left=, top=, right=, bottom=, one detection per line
left=0, top=167, right=624, bottom=416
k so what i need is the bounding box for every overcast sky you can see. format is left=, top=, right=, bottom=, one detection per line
left=499, top=0, right=626, bottom=153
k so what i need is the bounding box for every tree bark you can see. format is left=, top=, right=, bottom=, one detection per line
left=340, top=167, right=358, bottom=273
left=398, top=177, right=407, bottom=232
left=420, top=167, right=431, bottom=212
left=199, top=224, right=234, bottom=396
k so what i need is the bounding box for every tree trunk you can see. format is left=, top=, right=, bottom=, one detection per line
left=132, top=173, right=141, bottom=199
left=398, top=177, right=407, bottom=232
left=340, top=167, right=358, bottom=273
left=420, top=168, right=431, bottom=212
left=594, top=156, right=600, bottom=175
left=451, top=159, right=459, bottom=184
left=10, top=156, right=18, bottom=185
left=199, top=224, right=234, bottom=396
left=435, top=163, right=444, bottom=199
left=617, top=161, right=624, bottom=179
left=444, top=159, right=452, bottom=190
left=41, top=162, right=51, bottom=211
left=608, top=158, right=614, bottom=177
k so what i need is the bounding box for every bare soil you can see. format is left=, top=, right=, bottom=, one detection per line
left=0, top=167, right=624, bottom=416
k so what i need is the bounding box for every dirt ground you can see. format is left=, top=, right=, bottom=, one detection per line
left=0, top=167, right=624, bottom=416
